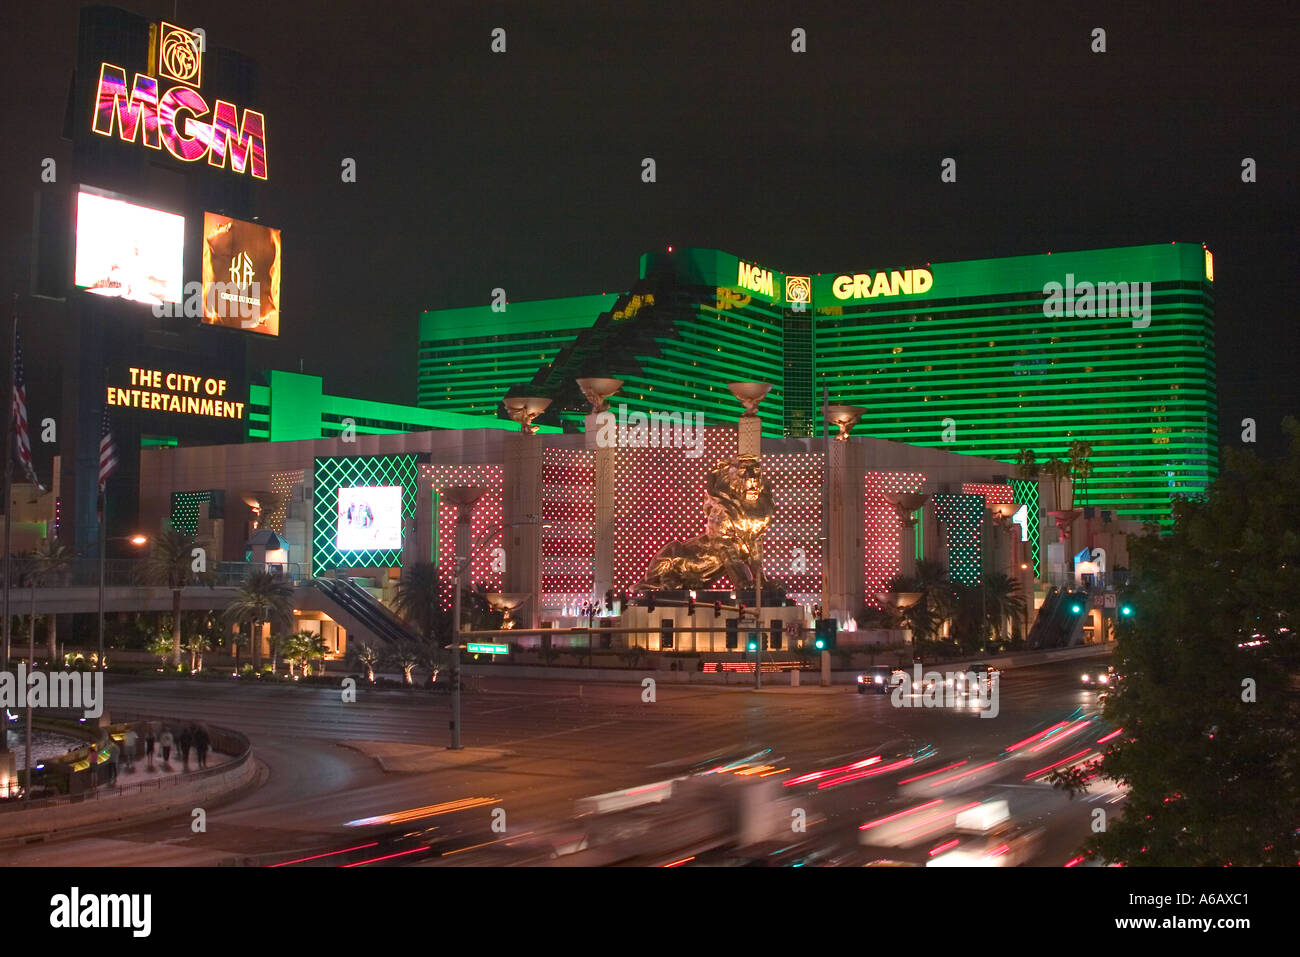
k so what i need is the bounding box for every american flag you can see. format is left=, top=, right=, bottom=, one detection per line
left=12, top=332, right=44, bottom=493
left=98, top=406, right=119, bottom=493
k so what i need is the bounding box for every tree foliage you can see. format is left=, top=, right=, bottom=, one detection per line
left=1084, top=418, right=1300, bottom=865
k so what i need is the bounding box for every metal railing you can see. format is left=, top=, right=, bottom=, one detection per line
left=0, top=718, right=251, bottom=812
left=0, top=559, right=312, bottom=589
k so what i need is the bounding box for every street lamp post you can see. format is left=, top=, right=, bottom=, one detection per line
left=442, top=487, right=486, bottom=751
left=97, top=533, right=147, bottom=673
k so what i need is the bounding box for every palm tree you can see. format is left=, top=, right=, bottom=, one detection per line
left=267, top=633, right=290, bottom=676
left=352, top=642, right=380, bottom=682
left=141, top=526, right=213, bottom=667
left=182, top=632, right=213, bottom=673
left=1042, top=455, right=1072, bottom=510
left=982, top=573, right=1027, bottom=644
left=223, top=570, right=293, bottom=673
left=393, top=563, right=446, bottom=644
left=31, top=538, right=74, bottom=663
left=299, top=631, right=326, bottom=677
left=1068, top=439, right=1094, bottom=508
left=388, top=639, right=426, bottom=685
left=891, top=560, right=953, bottom=650
left=1014, top=448, right=1040, bottom=482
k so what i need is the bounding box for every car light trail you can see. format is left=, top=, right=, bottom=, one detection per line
left=341, top=846, right=431, bottom=867
left=860, top=799, right=945, bottom=830
left=897, top=761, right=966, bottom=785
left=1029, top=718, right=1094, bottom=753
left=897, top=801, right=980, bottom=838
left=664, top=856, right=695, bottom=867
left=1004, top=721, right=1068, bottom=753
left=927, top=761, right=997, bottom=788
left=1023, top=749, right=1093, bottom=781
left=1096, top=728, right=1124, bottom=744
left=784, top=755, right=881, bottom=787
left=929, top=838, right=960, bottom=857
left=345, top=796, right=499, bottom=827
left=267, top=842, right=379, bottom=867
left=441, top=833, right=531, bottom=857
left=817, top=757, right=911, bottom=789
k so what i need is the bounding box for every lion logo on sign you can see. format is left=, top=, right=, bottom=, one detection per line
left=638, top=453, right=775, bottom=591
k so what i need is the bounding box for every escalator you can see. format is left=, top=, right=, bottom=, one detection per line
left=1025, top=587, right=1088, bottom=650
left=302, top=577, right=423, bottom=650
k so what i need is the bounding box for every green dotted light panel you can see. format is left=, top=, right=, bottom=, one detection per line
left=312, top=455, right=418, bottom=577
left=1010, top=478, right=1042, bottom=578
left=933, top=493, right=985, bottom=587
left=170, top=491, right=212, bottom=537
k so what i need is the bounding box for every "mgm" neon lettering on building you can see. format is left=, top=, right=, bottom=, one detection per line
left=91, top=22, right=268, bottom=180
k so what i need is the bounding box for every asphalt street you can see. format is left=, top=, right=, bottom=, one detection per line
left=0, top=658, right=1117, bottom=866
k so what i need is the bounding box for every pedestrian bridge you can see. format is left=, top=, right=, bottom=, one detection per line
left=3, top=561, right=422, bottom=650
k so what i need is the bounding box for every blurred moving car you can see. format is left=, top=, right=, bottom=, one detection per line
left=857, top=665, right=903, bottom=694
left=926, top=825, right=1045, bottom=867
left=1080, top=665, right=1117, bottom=686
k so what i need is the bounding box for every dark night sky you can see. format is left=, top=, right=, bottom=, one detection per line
left=2, top=0, right=1296, bottom=457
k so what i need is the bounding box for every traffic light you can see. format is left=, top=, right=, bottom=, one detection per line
left=1120, top=604, right=1134, bottom=617
left=770, top=619, right=783, bottom=651
left=605, top=590, right=614, bottom=612
left=618, top=591, right=629, bottom=612
left=814, top=618, right=837, bottom=652
left=747, top=634, right=759, bottom=652
left=646, top=591, right=655, bottom=612
left=660, top=619, right=674, bottom=649
left=713, top=601, right=722, bottom=619
left=725, top=618, right=738, bottom=649
left=688, top=595, right=696, bottom=614
left=1070, top=603, right=1083, bottom=615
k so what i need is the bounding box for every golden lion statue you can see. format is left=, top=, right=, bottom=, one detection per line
left=638, top=453, right=775, bottom=590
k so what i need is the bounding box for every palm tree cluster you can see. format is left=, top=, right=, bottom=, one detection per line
left=223, top=569, right=294, bottom=672
left=270, top=631, right=326, bottom=677
left=140, top=526, right=216, bottom=666
left=887, top=561, right=1027, bottom=655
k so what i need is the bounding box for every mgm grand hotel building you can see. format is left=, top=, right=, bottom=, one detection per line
left=419, top=243, right=1217, bottom=529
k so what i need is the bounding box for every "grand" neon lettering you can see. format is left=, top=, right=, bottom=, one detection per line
left=831, top=268, right=933, bottom=300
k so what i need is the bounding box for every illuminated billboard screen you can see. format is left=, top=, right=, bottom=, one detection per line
left=202, top=212, right=281, bottom=336
left=74, top=188, right=184, bottom=305
left=336, top=486, right=403, bottom=552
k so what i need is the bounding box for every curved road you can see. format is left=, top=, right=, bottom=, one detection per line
left=0, top=660, right=1115, bottom=866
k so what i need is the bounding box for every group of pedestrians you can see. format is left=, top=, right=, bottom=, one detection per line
left=141, top=722, right=211, bottom=771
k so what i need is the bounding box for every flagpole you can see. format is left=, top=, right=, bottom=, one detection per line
left=98, top=487, right=106, bottom=672
left=2, top=296, right=15, bottom=676
left=1, top=296, right=14, bottom=762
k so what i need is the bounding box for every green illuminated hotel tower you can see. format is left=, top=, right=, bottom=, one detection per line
left=418, top=243, right=1217, bottom=525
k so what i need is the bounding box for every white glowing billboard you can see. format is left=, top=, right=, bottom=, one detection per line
left=74, top=188, right=184, bottom=305
left=336, top=486, right=403, bottom=552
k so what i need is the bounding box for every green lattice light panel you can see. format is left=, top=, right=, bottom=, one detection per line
left=933, top=493, right=985, bottom=587
left=1010, top=479, right=1042, bottom=578
left=312, top=455, right=418, bottom=576
left=170, top=491, right=211, bottom=537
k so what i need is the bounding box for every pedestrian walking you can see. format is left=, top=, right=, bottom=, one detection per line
left=179, top=726, right=193, bottom=770
left=122, top=728, right=137, bottom=773
left=144, top=728, right=156, bottom=770
left=159, top=728, right=174, bottom=766
left=195, top=725, right=210, bottom=769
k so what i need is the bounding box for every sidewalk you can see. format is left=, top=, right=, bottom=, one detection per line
left=113, top=749, right=231, bottom=781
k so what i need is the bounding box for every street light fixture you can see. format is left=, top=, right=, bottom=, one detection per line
left=98, top=533, right=149, bottom=672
